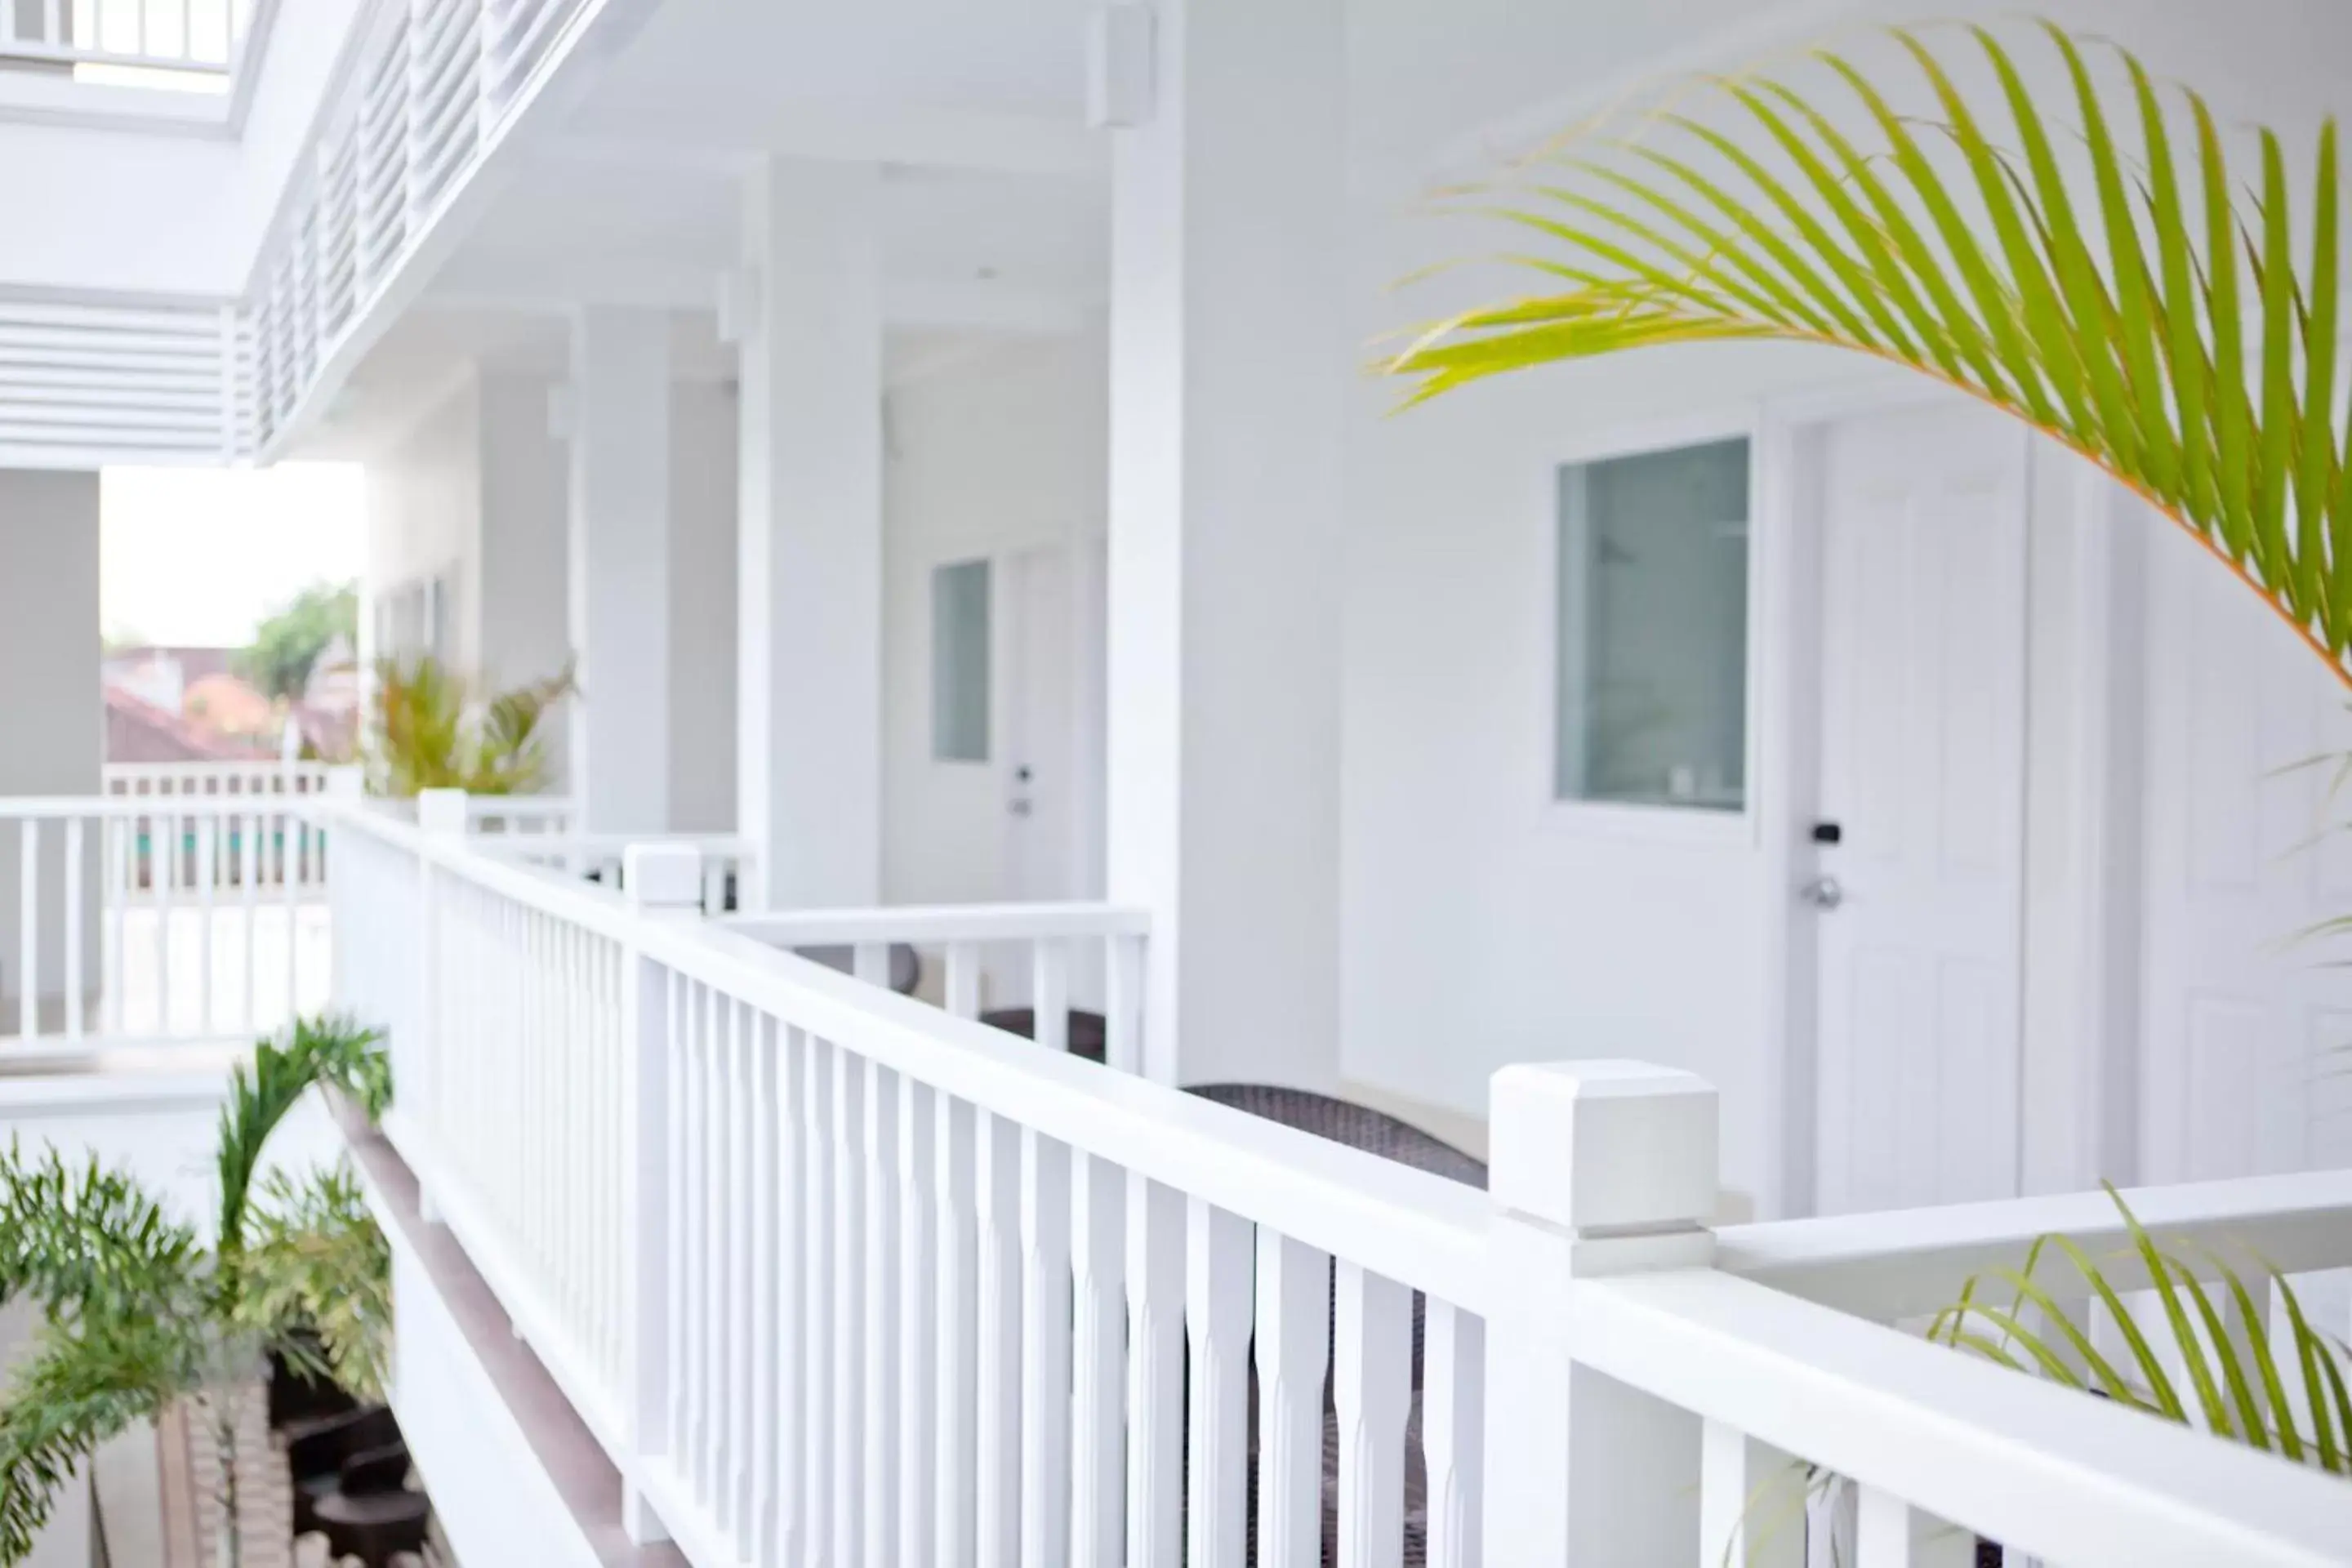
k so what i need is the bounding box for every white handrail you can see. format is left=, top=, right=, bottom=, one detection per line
left=324, top=798, right=1486, bottom=1302
left=1577, top=1267, right=2352, bottom=1566
left=1718, top=1169, right=2352, bottom=1321
left=719, top=903, right=1151, bottom=947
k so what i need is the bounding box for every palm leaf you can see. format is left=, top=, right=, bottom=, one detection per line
left=1387, top=20, right=2352, bottom=684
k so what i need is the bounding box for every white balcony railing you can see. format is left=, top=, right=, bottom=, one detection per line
left=0, top=0, right=259, bottom=78
left=0, top=0, right=621, bottom=469
left=0, top=792, right=331, bottom=1046
left=316, top=793, right=2352, bottom=1567
left=104, top=760, right=336, bottom=799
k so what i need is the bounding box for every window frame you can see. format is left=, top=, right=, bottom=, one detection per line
left=1537, top=409, right=1766, bottom=847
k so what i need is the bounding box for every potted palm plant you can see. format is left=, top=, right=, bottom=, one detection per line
left=365, top=653, right=575, bottom=797
left=0, top=1016, right=392, bottom=1567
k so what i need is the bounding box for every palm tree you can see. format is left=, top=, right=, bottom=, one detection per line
left=1383, top=20, right=2350, bottom=685
left=366, top=653, right=575, bottom=796
left=0, top=1017, right=393, bottom=1567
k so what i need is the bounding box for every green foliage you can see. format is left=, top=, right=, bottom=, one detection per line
left=230, top=1168, right=391, bottom=1405
left=1384, top=20, right=2352, bottom=682
left=0, top=1016, right=392, bottom=1564
left=238, top=582, right=357, bottom=704
left=365, top=653, right=574, bottom=797
left=1931, top=1187, right=2352, bottom=1466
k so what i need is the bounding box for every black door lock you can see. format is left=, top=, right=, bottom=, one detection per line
left=1811, top=821, right=1842, bottom=846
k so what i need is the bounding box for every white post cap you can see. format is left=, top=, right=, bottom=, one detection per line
left=1490, top=1060, right=1718, bottom=1235
left=624, top=843, right=706, bottom=911
left=416, top=788, right=469, bottom=835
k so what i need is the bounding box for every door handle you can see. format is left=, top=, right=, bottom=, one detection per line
left=1798, top=875, right=1844, bottom=911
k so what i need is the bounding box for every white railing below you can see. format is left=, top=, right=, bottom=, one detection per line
left=105, top=760, right=335, bottom=800
left=320, top=800, right=2352, bottom=1568
left=719, top=902, right=1150, bottom=1073
left=1, top=794, right=331, bottom=1047
left=0, top=0, right=259, bottom=76
left=477, top=827, right=752, bottom=916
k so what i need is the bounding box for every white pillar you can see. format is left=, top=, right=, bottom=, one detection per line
left=1106, top=0, right=1346, bottom=1088
left=568, top=306, right=673, bottom=833
left=736, top=158, right=884, bottom=909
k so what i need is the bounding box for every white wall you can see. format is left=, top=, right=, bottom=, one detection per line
left=0, top=472, right=100, bottom=1013
left=881, top=331, right=1107, bottom=906
left=477, top=372, right=572, bottom=694
left=0, top=0, right=367, bottom=296
left=1332, top=0, right=2352, bottom=1214
left=366, top=376, right=485, bottom=673
left=669, top=379, right=740, bottom=832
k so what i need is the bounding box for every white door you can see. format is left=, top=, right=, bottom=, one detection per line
left=904, top=540, right=1105, bottom=911
left=1000, top=543, right=1079, bottom=901
left=1811, top=400, right=2032, bottom=1214
left=2140, top=522, right=2352, bottom=1182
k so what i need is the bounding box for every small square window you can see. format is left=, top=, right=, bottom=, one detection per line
left=931, top=559, right=991, bottom=763
left=1555, top=437, right=1750, bottom=812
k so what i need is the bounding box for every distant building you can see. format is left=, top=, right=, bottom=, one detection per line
left=103, top=688, right=273, bottom=765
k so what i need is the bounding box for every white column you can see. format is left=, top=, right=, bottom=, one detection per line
left=1107, top=0, right=1346, bottom=1088
left=736, top=158, right=884, bottom=909
left=568, top=307, right=674, bottom=833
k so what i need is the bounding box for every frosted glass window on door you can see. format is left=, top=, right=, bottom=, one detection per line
left=932, top=559, right=991, bottom=763
left=1555, top=437, right=1750, bottom=811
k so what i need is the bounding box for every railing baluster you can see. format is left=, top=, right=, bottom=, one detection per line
left=105, top=818, right=125, bottom=1034
left=973, top=1107, right=1021, bottom=1568
left=933, top=1091, right=977, bottom=1568
left=1031, top=938, right=1068, bottom=1054
left=772, top=1019, right=807, bottom=1567
left=800, top=1035, right=835, bottom=1557
left=1187, top=1198, right=1252, bottom=1568
left=830, top=1037, right=866, bottom=1567
left=240, top=809, right=259, bottom=1031
left=898, top=1073, right=937, bottom=1567
left=1257, top=1228, right=1331, bottom=1568
left=1106, top=930, right=1144, bottom=1076
left=61, top=817, right=82, bottom=1040
left=1855, top=1486, right=1914, bottom=1568
left=1700, top=1420, right=1805, bottom=1568
left=1422, top=1301, right=1484, bottom=1568
left=283, top=812, right=300, bottom=1021
left=1018, top=1128, right=1071, bottom=1568
left=1126, top=1173, right=1184, bottom=1568
left=1334, top=1261, right=1410, bottom=1568
left=863, top=1057, right=900, bottom=1568
left=18, top=818, right=38, bottom=1044
left=1070, top=1152, right=1125, bottom=1568
left=746, top=1011, right=780, bottom=1561
left=196, top=815, right=216, bottom=1036
left=945, top=939, right=980, bottom=1019
left=702, top=982, right=728, bottom=1507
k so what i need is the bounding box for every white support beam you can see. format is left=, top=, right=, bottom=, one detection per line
left=1106, top=0, right=1347, bottom=1088
left=568, top=306, right=673, bottom=833
left=736, top=158, right=884, bottom=909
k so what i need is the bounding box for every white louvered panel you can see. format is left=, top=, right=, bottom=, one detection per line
left=355, top=2, right=413, bottom=292
left=409, top=0, right=480, bottom=217
left=482, top=0, right=577, bottom=115
left=0, top=298, right=247, bottom=465
left=315, top=127, right=359, bottom=338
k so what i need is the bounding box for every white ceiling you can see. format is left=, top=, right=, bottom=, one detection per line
left=315, top=0, right=2352, bottom=455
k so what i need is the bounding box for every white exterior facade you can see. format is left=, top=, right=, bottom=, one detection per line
left=3, top=0, right=2352, bottom=1561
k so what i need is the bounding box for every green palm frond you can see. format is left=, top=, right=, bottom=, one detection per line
left=1931, top=1187, right=2352, bottom=1467
left=0, top=1147, right=199, bottom=1325
left=1385, top=20, right=2352, bottom=682
left=215, top=1016, right=388, bottom=1264
left=232, top=1165, right=391, bottom=1405
left=366, top=654, right=574, bottom=798
left=0, top=1016, right=394, bottom=1564
left=0, top=1310, right=206, bottom=1560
